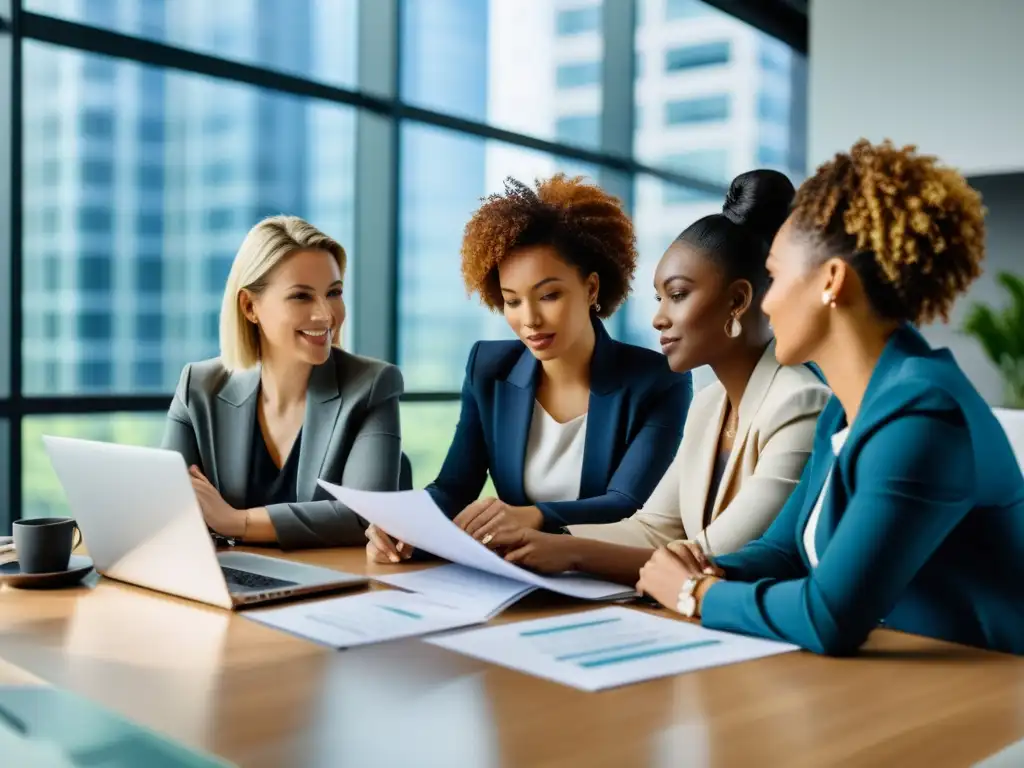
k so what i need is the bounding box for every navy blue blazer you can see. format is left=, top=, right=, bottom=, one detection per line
left=426, top=319, right=693, bottom=529
left=702, top=326, right=1024, bottom=656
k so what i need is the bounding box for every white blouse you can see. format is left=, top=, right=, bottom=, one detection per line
left=802, top=427, right=850, bottom=567
left=522, top=401, right=588, bottom=504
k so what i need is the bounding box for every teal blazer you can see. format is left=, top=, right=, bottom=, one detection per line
left=702, top=326, right=1024, bottom=656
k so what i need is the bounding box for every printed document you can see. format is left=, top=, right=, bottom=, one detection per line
left=377, top=564, right=536, bottom=618
left=248, top=590, right=486, bottom=649
left=427, top=606, right=798, bottom=691
left=319, top=484, right=634, bottom=601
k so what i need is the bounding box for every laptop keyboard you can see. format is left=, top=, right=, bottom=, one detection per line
left=221, top=565, right=298, bottom=593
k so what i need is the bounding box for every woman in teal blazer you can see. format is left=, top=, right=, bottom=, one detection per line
left=638, top=140, right=1024, bottom=656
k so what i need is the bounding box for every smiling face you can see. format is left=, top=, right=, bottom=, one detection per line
left=498, top=244, right=598, bottom=361
left=240, top=248, right=345, bottom=366
left=651, top=241, right=748, bottom=373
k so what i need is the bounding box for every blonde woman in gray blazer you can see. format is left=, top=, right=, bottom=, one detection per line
left=162, top=216, right=403, bottom=550
left=486, top=171, right=830, bottom=583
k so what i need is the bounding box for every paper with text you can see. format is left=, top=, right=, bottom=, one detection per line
left=377, top=564, right=536, bottom=618
left=247, top=590, right=485, bottom=649
left=318, top=484, right=635, bottom=601
left=427, top=606, right=798, bottom=691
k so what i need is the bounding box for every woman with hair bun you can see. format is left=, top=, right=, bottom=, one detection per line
left=638, top=140, right=1024, bottom=656
left=366, top=174, right=693, bottom=564
left=484, top=170, right=830, bottom=584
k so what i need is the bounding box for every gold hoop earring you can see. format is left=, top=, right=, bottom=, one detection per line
left=821, top=291, right=837, bottom=308
left=725, top=315, right=742, bottom=339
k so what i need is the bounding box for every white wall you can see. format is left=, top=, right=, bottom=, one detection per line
left=809, top=0, right=1024, bottom=406
left=920, top=173, right=1024, bottom=406
left=809, top=0, right=1024, bottom=176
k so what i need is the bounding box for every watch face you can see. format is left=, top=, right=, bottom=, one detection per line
left=676, top=594, right=697, bottom=617
left=677, top=577, right=700, bottom=617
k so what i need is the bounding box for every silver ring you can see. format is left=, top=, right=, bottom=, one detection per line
left=481, top=533, right=494, bottom=546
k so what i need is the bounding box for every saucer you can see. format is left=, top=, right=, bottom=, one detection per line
left=0, top=555, right=94, bottom=589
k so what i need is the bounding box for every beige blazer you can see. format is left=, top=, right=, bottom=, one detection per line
left=569, top=342, right=831, bottom=555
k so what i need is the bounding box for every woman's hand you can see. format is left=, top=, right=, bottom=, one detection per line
left=453, top=497, right=544, bottom=542
left=365, top=524, right=414, bottom=564
left=636, top=542, right=723, bottom=614
left=486, top=528, right=578, bottom=574
left=667, top=540, right=724, bottom=578
left=190, top=466, right=246, bottom=539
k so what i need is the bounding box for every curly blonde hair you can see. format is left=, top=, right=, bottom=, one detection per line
left=460, top=174, right=638, bottom=318
left=791, top=139, right=986, bottom=324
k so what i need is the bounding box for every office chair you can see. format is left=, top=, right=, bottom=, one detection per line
left=399, top=452, right=413, bottom=491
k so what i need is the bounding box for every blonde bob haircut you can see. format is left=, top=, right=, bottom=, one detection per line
left=219, top=215, right=347, bottom=371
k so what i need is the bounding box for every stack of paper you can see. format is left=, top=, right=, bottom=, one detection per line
left=318, top=483, right=636, bottom=601
left=249, top=563, right=539, bottom=650
left=427, top=606, right=798, bottom=691
left=376, top=563, right=537, bottom=617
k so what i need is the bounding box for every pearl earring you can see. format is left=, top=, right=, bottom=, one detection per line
left=725, top=315, right=742, bottom=338
left=821, top=291, right=836, bottom=308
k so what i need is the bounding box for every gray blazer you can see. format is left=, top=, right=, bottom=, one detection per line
left=161, top=348, right=404, bottom=550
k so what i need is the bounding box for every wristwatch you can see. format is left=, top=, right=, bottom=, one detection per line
left=676, top=575, right=707, bottom=618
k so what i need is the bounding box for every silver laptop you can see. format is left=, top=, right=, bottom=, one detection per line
left=42, top=435, right=368, bottom=609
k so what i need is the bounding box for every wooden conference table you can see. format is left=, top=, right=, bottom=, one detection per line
left=1, top=546, right=1023, bottom=768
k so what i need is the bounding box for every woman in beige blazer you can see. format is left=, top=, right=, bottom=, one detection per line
left=486, top=170, right=830, bottom=584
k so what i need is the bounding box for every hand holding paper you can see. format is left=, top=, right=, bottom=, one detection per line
left=318, top=483, right=634, bottom=601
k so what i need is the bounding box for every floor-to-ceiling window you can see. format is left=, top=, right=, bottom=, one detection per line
left=0, top=0, right=807, bottom=530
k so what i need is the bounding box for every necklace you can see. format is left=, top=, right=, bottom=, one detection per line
left=724, top=409, right=739, bottom=439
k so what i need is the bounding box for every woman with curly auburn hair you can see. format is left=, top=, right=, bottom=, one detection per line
left=637, top=140, right=1024, bottom=656
left=366, top=174, right=693, bottom=563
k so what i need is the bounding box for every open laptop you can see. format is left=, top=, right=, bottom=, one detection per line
left=42, top=435, right=368, bottom=609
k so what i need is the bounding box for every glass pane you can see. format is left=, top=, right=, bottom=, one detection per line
left=25, top=0, right=358, bottom=87
left=22, top=413, right=167, bottom=519
left=401, top=0, right=605, bottom=149
left=398, top=122, right=600, bottom=392
left=0, top=420, right=9, bottom=533
left=400, top=401, right=460, bottom=491
left=620, top=175, right=720, bottom=351
left=400, top=401, right=495, bottom=496
left=634, top=0, right=807, bottom=183
left=22, top=42, right=356, bottom=395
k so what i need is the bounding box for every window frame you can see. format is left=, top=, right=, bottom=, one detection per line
left=0, top=0, right=806, bottom=532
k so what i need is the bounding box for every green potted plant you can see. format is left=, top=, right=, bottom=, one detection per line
left=962, top=271, right=1024, bottom=409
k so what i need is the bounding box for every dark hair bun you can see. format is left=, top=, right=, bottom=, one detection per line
left=721, top=169, right=795, bottom=242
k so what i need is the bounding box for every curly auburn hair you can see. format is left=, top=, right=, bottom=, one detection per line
left=791, top=139, right=986, bottom=324
left=460, top=173, right=638, bottom=318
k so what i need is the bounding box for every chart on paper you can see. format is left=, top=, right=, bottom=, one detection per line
left=247, top=590, right=486, bottom=649
left=516, top=614, right=725, bottom=669
left=427, top=607, right=799, bottom=691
